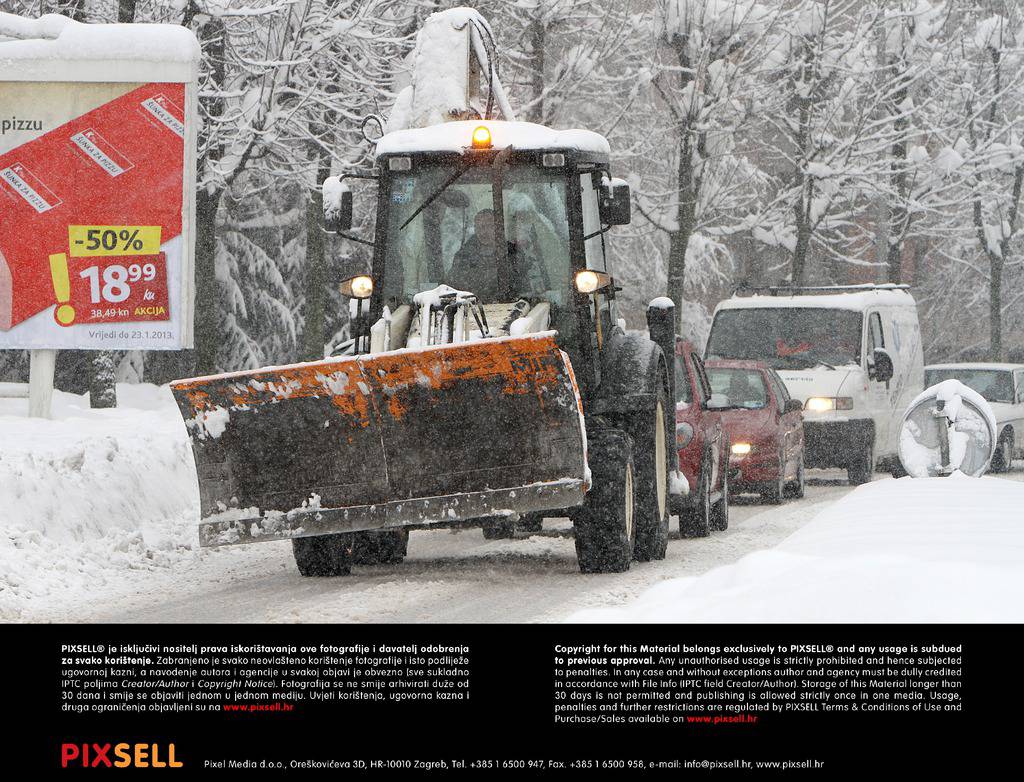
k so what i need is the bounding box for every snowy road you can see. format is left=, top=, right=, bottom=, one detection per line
left=37, top=471, right=865, bottom=624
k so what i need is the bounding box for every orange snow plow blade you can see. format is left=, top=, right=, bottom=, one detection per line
left=171, top=333, right=588, bottom=547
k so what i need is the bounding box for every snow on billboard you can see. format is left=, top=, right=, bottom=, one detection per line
left=0, top=79, right=193, bottom=350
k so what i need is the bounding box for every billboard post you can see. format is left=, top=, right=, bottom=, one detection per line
left=0, top=13, right=200, bottom=414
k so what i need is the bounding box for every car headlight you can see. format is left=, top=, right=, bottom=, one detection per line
left=805, top=396, right=853, bottom=412
left=731, top=442, right=752, bottom=456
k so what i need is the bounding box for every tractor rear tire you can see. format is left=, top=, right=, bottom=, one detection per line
left=574, top=428, right=636, bottom=574
left=352, top=530, right=409, bottom=565
left=626, top=388, right=670, bottom=562
left=292, top=533, right=354, bottom=577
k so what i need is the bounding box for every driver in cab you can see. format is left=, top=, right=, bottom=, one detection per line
left=448, top=209, right=546, bottom=302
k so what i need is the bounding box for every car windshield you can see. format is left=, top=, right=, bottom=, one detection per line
left=706, top=307, right=862, bottom=370
left=924, top=369, right=1014, bottom=403
left=707, top=367, right=769, bottom=409
left=380, top=161, right=571, bottom=308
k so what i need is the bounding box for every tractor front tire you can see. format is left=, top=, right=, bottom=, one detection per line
left=482, top=513, right=544, bottom=539
left=626, top=388, right=671, bottom=562
left=482, top=518, right=516, bottom=539
left=292, top=533, right=354, bottom=577
left=574, top=428, right=636, bottom=574
left=519, top=513, right=544, bottom=534
left=352, top=530, right=409, bottom=565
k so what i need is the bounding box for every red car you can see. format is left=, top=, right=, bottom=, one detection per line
left=670, top=339, right=730, bottom=536
left=704, top=359, right=805, bottom=503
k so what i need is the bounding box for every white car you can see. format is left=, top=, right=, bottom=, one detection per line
left=924, top=363, right=1024, bottom=472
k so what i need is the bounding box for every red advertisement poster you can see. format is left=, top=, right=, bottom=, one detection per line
left=0, top=81, right=189, bottom=349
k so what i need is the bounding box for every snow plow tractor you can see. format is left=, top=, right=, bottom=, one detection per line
left=169, top=10, right=680, bottom=576
left=171, top=121, right=680, bottom=576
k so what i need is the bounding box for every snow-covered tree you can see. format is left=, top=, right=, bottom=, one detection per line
left=914, top=4, right=1024, bottom=360
left=747, top=0, right=885, bottom=284
left=174, top=0, right=413, bottom=371
left=636, top=1, right=779, bottom=318
left=872, top=0, right=947, bottom=283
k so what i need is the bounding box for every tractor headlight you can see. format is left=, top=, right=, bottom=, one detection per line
left=575, top=269, right=612, bottom=294
left=341, top=275, right=374, bottom=299
left=731, top=442, right=752, bottom=456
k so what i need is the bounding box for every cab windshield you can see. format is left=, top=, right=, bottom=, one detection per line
left=380, top=161, right=571, bottom=308
left=707, top=308, right=863, bottom=370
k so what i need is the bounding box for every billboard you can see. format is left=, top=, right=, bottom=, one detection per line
left=0, top=32, right=197, bottom=351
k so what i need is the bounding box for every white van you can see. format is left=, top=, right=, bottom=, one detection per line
left=705, top=285, right=924, bottom=483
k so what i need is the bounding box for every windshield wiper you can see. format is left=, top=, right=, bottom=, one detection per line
left=400, top=162, right=471, bottom=230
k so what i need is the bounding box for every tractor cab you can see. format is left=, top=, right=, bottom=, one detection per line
left=327, top=120, right=631, bottom=395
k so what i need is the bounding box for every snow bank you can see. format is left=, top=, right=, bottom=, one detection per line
left=0, top=384, right=199, bottom=620
left=570, top=477, right=1024, bottom=623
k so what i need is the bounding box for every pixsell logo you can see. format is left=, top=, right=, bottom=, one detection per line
left=60, top=743, right=183, bottom=768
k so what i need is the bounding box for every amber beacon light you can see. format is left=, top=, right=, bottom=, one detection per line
left=471, top=125, right=492, bottom=149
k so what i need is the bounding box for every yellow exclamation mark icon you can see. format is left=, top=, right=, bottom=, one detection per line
left=49, top=253, right=76, bottom=326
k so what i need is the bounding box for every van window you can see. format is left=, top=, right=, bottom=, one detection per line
left=706, top=307, right=862, bottom=369
left=1016, top=370, right=1024, bottom=403
left=868, top=313, right=884, bottom=352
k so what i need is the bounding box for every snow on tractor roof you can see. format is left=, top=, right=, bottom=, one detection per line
left=717, top=286, right=916, bottom=313
left=376, top=120, right=611, bottom=157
